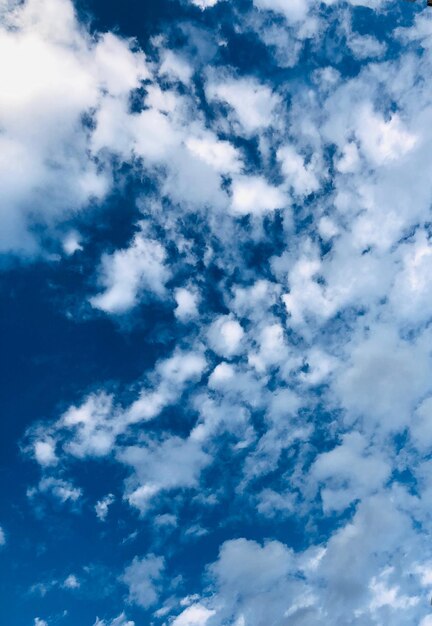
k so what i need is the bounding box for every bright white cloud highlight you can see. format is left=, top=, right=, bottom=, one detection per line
left=0, top=0, right=148, bottom=253
left=90, top=233, right=170, bottom=314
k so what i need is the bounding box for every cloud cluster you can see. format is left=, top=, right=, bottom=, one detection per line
left=0, top=0, right=149, bottom=255
left=7, top=0, right=432, bottom=624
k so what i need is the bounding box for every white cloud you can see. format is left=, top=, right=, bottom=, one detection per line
left=159, top=50, right=193, bottom=84
left=390, top=230, right=432, bottom=326
left=208, top=362, right=235, bottom=387
left=28, top=477, right=82, bottom=504
left=126, top=350, right=207, bottom=424
left=311, top=432, right=391, bottom=512
left=230, top=176, right=286, bottom=215
left=0, top=0, right=148, bottom=254
left=348, top=33, right=386, bottom=60
left=334, top=326, right=432, bottom=432
left=62, top=231, right=83, bottom=256
left=190, top=0, right=221, bottom=8
left=185, top=134, right=242, bottom=175
left=122, top=554, right=164, bottom=608
left=248, top=323, right=287, bottom=372
left=172, top=604, right=215, bottom=626
left=61, top=393, right=119, bottom=459
left=253, top=0, right=309, bottom=23
left=95, top=494, right=115, bottom=521
left=207, top=315, right=245, bottom=358
left=356, top=103, right=417, bottom=165
left=277, top=145, right=321, bottom=197
left=63, top=574, right=80, bottom=589
left=90, top=232, right=170, bottom=314
left=34, top=439, right=57, bottom=467
left=93, top=614, right=135, bottom=626
left=120, top=436, right=210, bottom=513
left=182, top=491, right=428, bottom=624
left=206, top=77, right=279, bottom=135
left=174, top=287, right=199, bottom=321
left=15, top=2, right=432, bottom=624
left=0, top=527, right=5, bottom=546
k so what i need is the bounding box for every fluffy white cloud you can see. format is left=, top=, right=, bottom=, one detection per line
left=185, top=134, right=242, bottom=175
left=277, top=145, right=321, bottom=197
left=190, top=0, right=221, bottom=8
left=63, top=574, right=80, bottom=589
left=90, top=232, right=170, bottom=314
left=207, top=315, right=245, bottom=357
left=253, top=0, right=309, bottom=23
left=34, top=439, right=57, bottom=467
left=95, top=493, right=115, bottom=521
left=172, top=604, right=215, bottom=625
left=122, top=554, right=164, bottom=608
left=159, top=50, right=193, bottom=84
left=230, top=176, right=286, bottom=215
left=61, top=393, right=119, bottom=459
left=174, top=287, right=199, bottom=321
left=15, top=1, right=432, bottom=624
left=334, top=326, right=432, bottom=433
left=62, top=231, right=83, bottom=256
left=0, top=0, right=148, bottom=254
left=120, top=436, right=210, bottom=513
left=205, top=76, right=279, bottom=135
left=28, top=477, right=82, bottom=504
left=181, top=490, right=432, bottom=624
left=311, top=432, right=391, bottom=512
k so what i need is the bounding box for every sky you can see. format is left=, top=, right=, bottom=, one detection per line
left=3, top=0, right=432, bottom=624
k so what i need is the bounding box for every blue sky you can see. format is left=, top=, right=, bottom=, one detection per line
left=2, top=0, right=432, bottom=624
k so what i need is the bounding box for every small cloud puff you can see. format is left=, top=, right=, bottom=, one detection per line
left=122, top=554, right=165, bottom=608
left=207, top=315, right=245, bottom=358
left=95, top=494, right=115, bottom=522
left=174, top=287, right=199, bottom=321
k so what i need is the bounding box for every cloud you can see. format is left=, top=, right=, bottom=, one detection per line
left=122, top=554, right=165, bottom=608
left=334, top=326, right=432, bottom=433
left=159, top=50, right=193, bottom=84
left=205, top=76, right=280, bottom=135
left=230, top=176, right=286, bottom=215
left=207, top=315, right=245, bottom=358
left=63, top=574, right=80, bottom=589
left=33, top=439, right=57, bottom=467
left=277, top=145, right=321, bottom=197
left=172, top=604, right=215, bottom=625
left=93, top=614, right=135, bottom=626
left=178, top=491, right=429, bottom=624
left=185, top=134, right=242, bottom=175
left=90, top=232, right=170, bottom=314
left=311, top=432, right=391, bottom=512
left=95, top=494, right=115, bottom=522
left=174, top=287, right=199, bottom=322
left=120, top=436, right=210, bottom=513
left=190, top=0, right=221, bottom=9
left=27, top=477, right=82, bottom=505
left=0, top=0, right=148, bottom=254
left=12, top=0, right=432, bottom=624
left=253, top=0, right=309, bottom=24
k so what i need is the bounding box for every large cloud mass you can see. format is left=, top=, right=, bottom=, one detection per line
left=4, top=0, right=432, bottom=624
